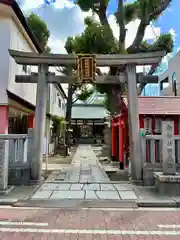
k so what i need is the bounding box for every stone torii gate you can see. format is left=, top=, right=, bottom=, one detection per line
left=9, top=49, right=165, bottom=184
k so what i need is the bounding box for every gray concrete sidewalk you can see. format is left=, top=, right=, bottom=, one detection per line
left=64, top=145, right=110, bottom=183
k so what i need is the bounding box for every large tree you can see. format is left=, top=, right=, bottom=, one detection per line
left=65, top=0, right=173, bottom=114
left=27, top=13, right=51, bottom=52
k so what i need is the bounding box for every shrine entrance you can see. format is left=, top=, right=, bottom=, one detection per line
left=9, top=49, right=165, bottom=184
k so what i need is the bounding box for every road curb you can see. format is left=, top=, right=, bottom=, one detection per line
left=0, top=199, right=18, bottom=206
left=12, top=199, right=139, bottom=208
left=137, top=200, right=178, bottom=208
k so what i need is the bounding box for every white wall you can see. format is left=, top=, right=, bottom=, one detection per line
left=0, top=17, right=11, bottom=104
left=159, top=52, right=180, bottom=96
left=8, top=19, right=37, bottom=105
left=49, top=84, right=66, bottom=118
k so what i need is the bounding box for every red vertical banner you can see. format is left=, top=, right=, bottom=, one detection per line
left=119, top=119, right=124, bottom=166
left=28, top=114, right=35, bottom=128
left=139, top=116, right=144, bottom=129
left=111, top=119, right=115, bottom=157
left=0, top=106, right=8, bottom=134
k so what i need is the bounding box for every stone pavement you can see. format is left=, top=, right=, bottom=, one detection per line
left=64, top=145, right=110, bottom=182
left=30, top=145, right=138, bottom=201
left=31, top=182, right=137, bottom=200
left=0, top=206, right=180, bottom=239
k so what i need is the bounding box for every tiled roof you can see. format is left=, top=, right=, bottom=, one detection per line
left=72, top=104, right=108, bottom=119
left=123, top=96, right=180, bottom=115
left=0, top=0, right=42, bottom=53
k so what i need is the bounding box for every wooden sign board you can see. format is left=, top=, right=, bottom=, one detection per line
left=77, top=55, right=96, bottom=83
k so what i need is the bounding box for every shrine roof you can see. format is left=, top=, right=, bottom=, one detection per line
left=72, top=104, right=108, bottom=119
left=123, top=96, right=180, bottom=115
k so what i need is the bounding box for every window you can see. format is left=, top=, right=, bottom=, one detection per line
left=172, top=72, right=177, bottom=96
left=58, top=98, right=61, bottom=108
left=22, top=65, right=27, bottom=73
left=52, top=87, right=56, bottom=104
left=27, top=66, right=31, bottom=75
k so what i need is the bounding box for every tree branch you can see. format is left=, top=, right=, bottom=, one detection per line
left=72, top=97, right=79, bottom=104
left=127, top=0, right=171, bottom=53
left=118, top=0, right=126, bottom=51
left=149, top=0, right=172, bottom=20
left=127, top=20, right=148, bottom=53
left=95, top=0, right=114, bottom=40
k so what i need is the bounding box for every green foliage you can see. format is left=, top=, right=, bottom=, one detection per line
left=75, top=0, right=109, bottom=12
left=140, top=33, right=173, bottom=53
left=116, top=2, right=138, bottom=25
left=51, top=116, right=65, bottom=137
left=27, top=13, right=50, bottom=51
left=75, top=85, right=95, bottom=102
left=152, top=33, right=174, bottom=53
left=65, top=17, right=117, bottom=54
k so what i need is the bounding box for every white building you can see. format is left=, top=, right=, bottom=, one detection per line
left=159, top=52, right=180, bottom=97
left=0, top=0, right=66, bottom=153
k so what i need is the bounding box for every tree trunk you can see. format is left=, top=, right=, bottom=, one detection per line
left=65, top=84, right=73, bottom=151
left=102, top=84, right=123, bottom=160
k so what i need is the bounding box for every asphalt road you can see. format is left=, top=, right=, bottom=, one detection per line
left=0, top=206, right=180, bottom=239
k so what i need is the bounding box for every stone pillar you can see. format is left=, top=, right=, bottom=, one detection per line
left=30, top=64, right=48, bottom=182
left=0, top=140, right=9, bottom=190
left=27, top=128, right=33, bottom=165
left=162, top=121, right=176, bottom=175
left=126, top=64, right=143, bottom=183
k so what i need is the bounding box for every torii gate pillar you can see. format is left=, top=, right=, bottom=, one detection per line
left=126, top=64, right=143, bottom=183
left=30, top=64, right=48, bottom=182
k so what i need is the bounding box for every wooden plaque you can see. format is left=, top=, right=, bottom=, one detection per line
left=77, top=55, right=96, bottom=83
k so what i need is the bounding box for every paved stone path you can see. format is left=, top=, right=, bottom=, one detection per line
left=31, top=182, right=137, bottom=200
left=64, top=145, right=110, bottom=182
left=31, top=145, right=137, bottom=200
left=0, top=206, right=180, bottom=239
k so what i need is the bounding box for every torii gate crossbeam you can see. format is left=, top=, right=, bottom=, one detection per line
left=9, top=49, right=165, bottom=184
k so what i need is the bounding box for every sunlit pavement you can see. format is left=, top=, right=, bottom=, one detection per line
left=0, top=207, right=180, bottom=239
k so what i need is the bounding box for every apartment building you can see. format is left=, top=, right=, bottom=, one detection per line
left=0, top=0, right=66, bottom=154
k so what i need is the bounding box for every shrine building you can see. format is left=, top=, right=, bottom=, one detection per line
left=112, top=96, right=180, bottom=169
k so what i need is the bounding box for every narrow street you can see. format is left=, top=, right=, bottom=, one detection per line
left=0, top=206, right=180, bottom=239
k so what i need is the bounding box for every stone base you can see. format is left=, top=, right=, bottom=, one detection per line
left=131, top=180, right=144, bottom=186
left=154, top=172, right=180, bottom=196
left=0, top=186, right=15, bottom=195
left=29, top=177, right=44, bottom=186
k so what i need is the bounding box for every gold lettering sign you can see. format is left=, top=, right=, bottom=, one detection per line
left=77, top=55, right=96, bottom=83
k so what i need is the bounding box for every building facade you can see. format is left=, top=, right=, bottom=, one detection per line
left=0, top=0, right=66, bottom=154
left=71, top=92, right=108, bottom=144
left=159, top=52, right=180, bottom=96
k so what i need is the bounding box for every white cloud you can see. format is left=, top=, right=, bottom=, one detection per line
left=48, top=37, right=66, bottom=53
